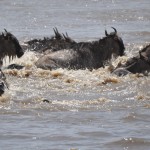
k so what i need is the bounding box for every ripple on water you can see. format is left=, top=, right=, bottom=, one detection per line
left=0, top=49, right=149, bottom=113
left=105, top=137, right=150, bottom=150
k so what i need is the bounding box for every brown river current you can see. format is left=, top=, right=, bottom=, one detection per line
left=0, top=0, right=150, bottom=149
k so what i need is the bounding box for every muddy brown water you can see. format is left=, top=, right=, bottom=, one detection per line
left=0, top=0, right=150, bottom=149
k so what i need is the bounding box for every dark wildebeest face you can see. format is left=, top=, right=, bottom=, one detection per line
left=0, top=29, right=24, bottom=60
left=105, top=27, right=125, bottom=57
left=113, top=57, right=150, bottom=76
left=112, top=44, right=150, bottom=76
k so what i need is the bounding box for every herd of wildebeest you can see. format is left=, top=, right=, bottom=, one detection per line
left=0, top=27, right=150, bottom=96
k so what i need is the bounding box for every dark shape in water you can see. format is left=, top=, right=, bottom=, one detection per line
left=25, top=27, right=125, bottom=70
left=0, top=29, right=24, bottom=96
left=42, top=99, right=50, bottom=103
left=6, top=64, right=24, bottom=70
left=0, top=68, right=8, bottom=96
left=0, top=29, right=24, bottom=61
left=112, top=44, right=150, bottom=76
left=0, top=82, right=5, bottom=96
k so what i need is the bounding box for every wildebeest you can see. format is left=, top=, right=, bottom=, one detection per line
left=24, top=27, right=77, bottom=53
left=29, top=27, right=125, bottom=70
left=0, top=29, right=24, bottom=96
left=0, top=29, right=24, bottom=60
left=112, top=44, right=150, bottom=76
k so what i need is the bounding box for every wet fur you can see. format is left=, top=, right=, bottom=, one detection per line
left=26, top=27, right=125, bottom=70
left=113, top=44, right=150, bottom=76
left=0, top=29, right=24, bottom=60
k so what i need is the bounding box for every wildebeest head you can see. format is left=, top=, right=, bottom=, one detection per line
left=105, top=27, right=125, bottom=57
left=0, top=29, right=24, bottom=60
left=112, top=56, right=150, bottom=76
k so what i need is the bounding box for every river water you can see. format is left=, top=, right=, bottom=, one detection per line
left=0, top=0, right=150, bottom=150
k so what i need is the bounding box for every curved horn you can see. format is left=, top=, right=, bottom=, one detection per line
left=65, top=32, right=69, bottom=37
left=55, top=27, right=59, bottom=34
left=62, top=33, right=66, bottom=39
left=53, top=28, right=57, bottom=36
left=111, top=27, right=117, bottom=34
left=105, top=30, right=108, bottom=36
left=4, top=29, right=8, bottom=33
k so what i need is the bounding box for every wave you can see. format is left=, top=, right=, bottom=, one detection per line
left=105, top=137, right=150, bottom=150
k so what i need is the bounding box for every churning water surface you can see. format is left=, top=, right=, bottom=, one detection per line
left=0, top=0, right=150, bottom=150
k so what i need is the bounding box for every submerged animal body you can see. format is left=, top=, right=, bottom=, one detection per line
left=113, top=44, right=150, bottom=76
left=28, top=27, right=125, bottom=70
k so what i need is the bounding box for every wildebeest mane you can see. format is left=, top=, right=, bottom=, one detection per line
left=0, top=29, right=24, bottom=61
left=25, top=27, right=76, bottom=52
